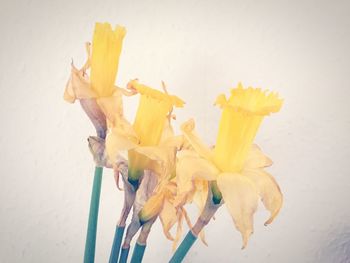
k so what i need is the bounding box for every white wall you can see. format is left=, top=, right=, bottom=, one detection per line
left=1, top=0, right=349, bottom=262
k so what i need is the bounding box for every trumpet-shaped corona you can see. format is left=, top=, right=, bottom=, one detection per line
left=90, top=23, right=126, bottom=97
left=214, top=83, right=283, bottom=172
left=131, top=80, right=184, bottom=146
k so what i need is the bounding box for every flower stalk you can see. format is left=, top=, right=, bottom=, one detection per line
left=83, top=166, right=103, bottom=263
left=109, top=163, right=136, bottom=263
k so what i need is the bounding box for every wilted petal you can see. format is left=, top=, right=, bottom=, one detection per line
left=161, top=135, right=186, bottom=149
left=217, top=173, right=259, bottom=249
left=64, top=64, right=97, bottom=103
left=138, top=190, right=165, bottom=223
left=97, top=91, right=124, bottom=126
left=175, top=151, right=218, bottom=206
left=173, top=212, right=184, bottom=251
left=105, top=127, right=138, bottom=163
left=134, top=146, right=176, bottom=180
left=243, top=168, right=283, bottom=225
left=159, top=199, right=178, bottom=241
left=180, top=119, right=214, bottom=161
left=192, top=179, right=209, bottom=212
left=244, top=144, right=273, bottom=169
left=160, top=118, right=175, bottom=143
left=87, top=136, right=112, bottom=167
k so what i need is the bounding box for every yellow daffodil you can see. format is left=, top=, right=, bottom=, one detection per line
left=105, top=80, right=184, bottom=188
left=176, top=83, right=283, bottom=248
left=63, top=23, right=133, bottom=138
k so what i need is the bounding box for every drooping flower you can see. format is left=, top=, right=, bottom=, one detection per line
left=176, top=83, right=283, bottom=248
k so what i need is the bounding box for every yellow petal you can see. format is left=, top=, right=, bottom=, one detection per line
left=64, top=64, right=97, bottom=103
left=172, top=212, right=184, bottom=251
left=244, top=144, right=273, bottom=169
left=139, top=190, right=165, bottom=222
left=161, top=135, right=185, bottom=149
left=174, top=151, right=218, bottom=207
left=217, top=173, right=259, bottom=249
left=159, top=199, right=178, bottom=241
left=180, top=119, right=214, bottom=162
left=96, top=89, right=124, bottom=125
left=160, top=119, right=175, bottom=143
left=243, top=168, right=283, bottom=225
left=105, top=126, right=138, bottom=163
left=133, top=146, right=176, bottom=180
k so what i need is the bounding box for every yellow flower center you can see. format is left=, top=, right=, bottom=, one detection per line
left=90, top=23, right=126, bottom=97
left=213, top=83, right=283, bottom=172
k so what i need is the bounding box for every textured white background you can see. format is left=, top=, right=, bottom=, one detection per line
left=1, top=0, right=350, bottom=262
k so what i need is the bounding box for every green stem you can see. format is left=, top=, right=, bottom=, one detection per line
left=169, top=231, right=197, bottom=263
left=119, top=247, right=130, bottom=263
left=109, top=226, right=125, bottom=263
left=130, top=243, right=146, bottom=263
left=83, top=166, right=103, bottom=263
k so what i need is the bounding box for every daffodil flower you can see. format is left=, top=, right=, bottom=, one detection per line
left=64, top=23, right=135, bottom=139
left=171, top=84, right=283, bottom=263
left=106, top=80, right=184, bottom=188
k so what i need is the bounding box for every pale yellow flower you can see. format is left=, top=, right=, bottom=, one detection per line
left=176, top=83, right=283, bottom=248
left=63, top=23, right=133, bottom=138
left=105, top=80, right=184, bottom=187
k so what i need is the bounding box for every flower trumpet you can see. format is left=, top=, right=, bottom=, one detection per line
left=110, top=80, right=184, bottom=189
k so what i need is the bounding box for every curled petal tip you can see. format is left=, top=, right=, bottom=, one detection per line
left=264, top=215, right=275, bottom=226
left=165, top=233, right=175, bottom=241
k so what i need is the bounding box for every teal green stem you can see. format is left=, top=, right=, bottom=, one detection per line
left=83, top=166, right=103, bottom=263
left=119, top=247, right=130, bottom=263
left=169, top=231, right=197, bottom=263
left=130, top=243, right=146, bottom=263
left=109, top=226, right=125, bottom=263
